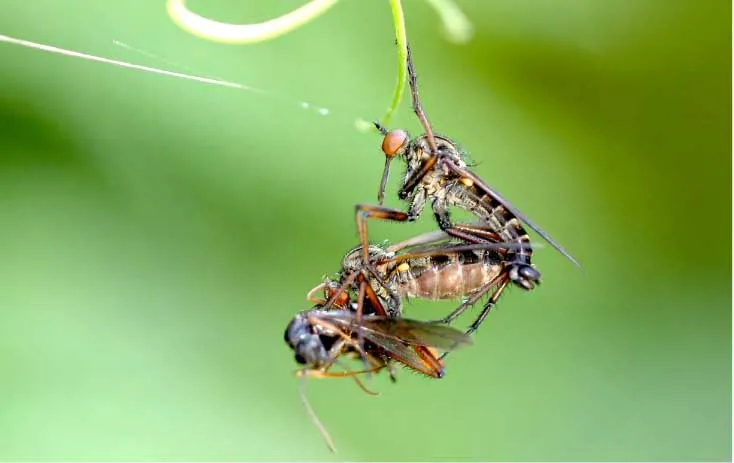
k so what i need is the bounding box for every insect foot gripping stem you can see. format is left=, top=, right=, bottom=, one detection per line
left=508, top=263, right=542, bottom=291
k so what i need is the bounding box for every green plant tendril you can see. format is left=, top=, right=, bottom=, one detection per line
left=166, top=0, right=340, bottom=44
left=355, top=0, right=408, bottom=132
left=425, top=0, right=474, bottom=43
left=166, top=0, right=472, bottom=131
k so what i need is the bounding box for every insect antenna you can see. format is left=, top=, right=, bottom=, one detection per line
left=298, top=372, right=337, bottom=453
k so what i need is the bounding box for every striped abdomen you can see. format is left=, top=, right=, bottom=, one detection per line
left=389, top=250, right=503, bottom=301
left=444, top=182, right=533, bottom=268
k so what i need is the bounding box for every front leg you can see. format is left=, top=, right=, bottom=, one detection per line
left=407, top=188, right=427, bottom=221
left=399, top=156, right=439, bottom=200
left=355, top=204, right=410, bottom=267
left=431, top=195, right=453, bottom=231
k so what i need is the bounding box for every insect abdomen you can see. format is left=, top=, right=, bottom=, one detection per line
left=393, top=254, right=502, bottom=301
left=447, top=183, right=534, bottom=265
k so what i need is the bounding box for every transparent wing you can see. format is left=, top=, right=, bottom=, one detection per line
left=443, top=158, right=580, bottom=267
left=325, top=312, right=472, bottom=351
left=385, top=228, right=533, bottom=261
left=308, top=310, right=465, bottom=378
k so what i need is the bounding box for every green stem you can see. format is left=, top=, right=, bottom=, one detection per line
left=355, top=0, right=408, bottom=132
left=166, top=0, right=471, bottom=132
left=382, top=0, right=408, bottom=129
left=166, top=0, right=341, bottom=44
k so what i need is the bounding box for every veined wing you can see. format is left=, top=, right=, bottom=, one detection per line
left=326, top=313, right=472, bottom=351
left=443, top=158, right=580, bottom=267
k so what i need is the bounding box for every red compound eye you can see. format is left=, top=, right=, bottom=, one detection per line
left=381, top=129, right=409, bottom=158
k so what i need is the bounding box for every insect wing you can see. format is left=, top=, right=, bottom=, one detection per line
left=359, top=316, right=472, bottom=351
left=383, top=229, right=528, bottom=266
left=391, top=241, right=533, bottom=263
left=362, top=334, right=444, bottom=378
left=443, top=158, right=580, bottom=267
left=352, top=319, right=449, bottom=379
left=310, top=312, right=445, bottom=377
left=386, top=229, right=453, bottom=253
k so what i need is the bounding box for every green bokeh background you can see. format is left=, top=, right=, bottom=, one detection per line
left=0, top=0, right=730, bottom=460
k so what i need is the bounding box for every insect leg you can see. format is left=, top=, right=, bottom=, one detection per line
left=433, top=203, right=502, bottom=247
left=465, top=278, right=509, bottom=336
left=435, top=272, right=506, bottom=324
left=322, top=270, right=357, bottom=310
left=355, top=203, right=409, bottom=266
left=431, top=198, right=496, bottom=245
left=406, top=187, right=427, bottom=220
left=303, top=364, right=385, bottom=380
left=304, top=361, right=385, bottom=396
left=353, top=276, right=371, bottom=376
left=360, top=272, right=396, bottom=317
left=405, top=44, right=437, bottom=155
left=295, top=338, right=352, bottom=452
left=398, top=156, right=437, bottom=200
left=439, top=279, right=510, bottom=360
left=439, top=278, right=510, bottom=360
left=306, top=282, right=328, bottom=304
left=298, top=373, right=337, bottom=454
left=449, top=223, right=504, bottom=243
left=396, top=45, right=442, bottom=200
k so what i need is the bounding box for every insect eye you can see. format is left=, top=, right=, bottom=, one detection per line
left=381, top=129, right=409, bottom=158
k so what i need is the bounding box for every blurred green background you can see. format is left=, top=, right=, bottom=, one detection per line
left=0, top=0, right=730, bottom=460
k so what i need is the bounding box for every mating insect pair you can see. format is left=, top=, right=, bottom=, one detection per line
left=284, top=230, right=535, bottom=451
left=284, top=43, right=578, bottom=452
left=349, top=45, right=578, bottom=340
left=285, top=229, right=515, bottom=384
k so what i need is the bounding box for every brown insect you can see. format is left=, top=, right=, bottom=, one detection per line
left=310, top=229, right=531, bottom=337
left=351, top=45, right=578, bottom=336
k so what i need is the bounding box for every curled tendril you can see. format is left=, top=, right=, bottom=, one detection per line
left=166, top=0, right=472, bottom=130
left=166, top=0, right=340, bottom=44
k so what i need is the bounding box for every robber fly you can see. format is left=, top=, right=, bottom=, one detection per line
left=310, top=229, right=534, bottom=339
left=284, top=280, right=471, bottom=452
left=351, top=45, right=578, bottom=334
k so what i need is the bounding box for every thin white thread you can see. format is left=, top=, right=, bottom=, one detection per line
left=0, top=33, right=344, bottom=119
left=112, top=39, right=208, bottom=77
left=0, top=34, right=262, bottom=92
